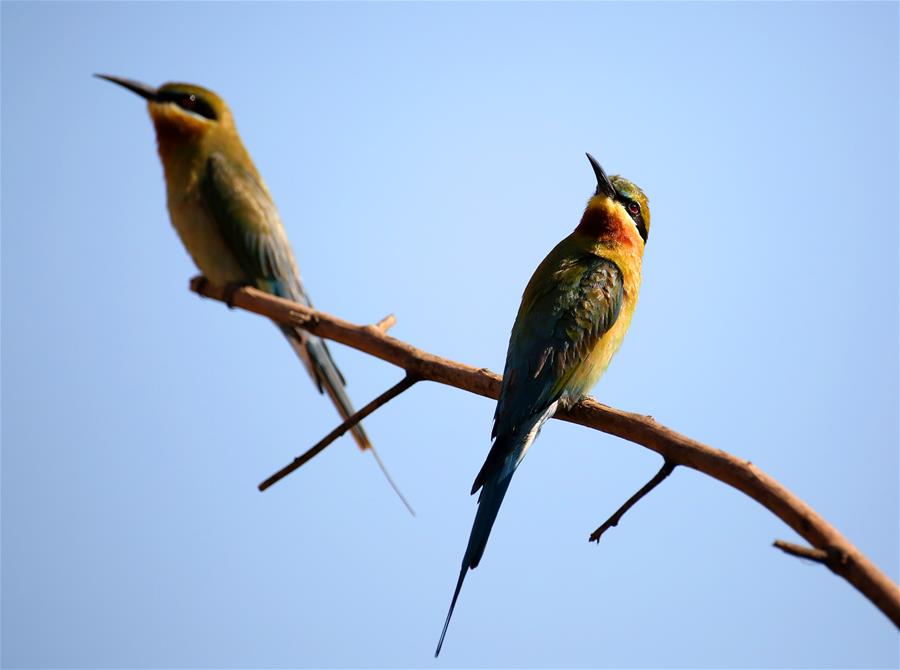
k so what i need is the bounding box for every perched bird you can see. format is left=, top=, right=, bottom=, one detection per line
left=96, top=75, right=411, bottom=513
left=435, top=154, right=650, bottom=655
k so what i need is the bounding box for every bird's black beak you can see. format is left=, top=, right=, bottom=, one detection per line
left=586, top=153, right=616, bottom=199
left=94, top=74, right=159, bottom=101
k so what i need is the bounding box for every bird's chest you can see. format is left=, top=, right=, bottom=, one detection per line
left=164, top=180, right=245, bottom=286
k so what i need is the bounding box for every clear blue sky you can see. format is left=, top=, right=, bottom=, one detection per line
left=2, top=2, right=897, bottom=667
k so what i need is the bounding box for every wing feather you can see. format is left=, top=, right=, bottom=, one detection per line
left=200, top=152, right=369, bottom=448
left=201, top=152, right=309, bottom=304
left=474, top=252, right=623, bottom=492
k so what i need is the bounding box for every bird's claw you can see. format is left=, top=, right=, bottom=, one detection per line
left=191, top=275, right=210, bottom=294
left=223, top=280, right=252, bottom=309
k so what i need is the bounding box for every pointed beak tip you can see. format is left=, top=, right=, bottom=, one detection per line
left=94, top=74, right=158, bottom=101
left=586, top=152, right=616, bottom=198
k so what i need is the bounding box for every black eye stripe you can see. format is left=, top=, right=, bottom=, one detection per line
left=636, top=217, right=648, bottom=243
left=617, top=196, right=648, bottom=243
left=157, top=91, right=218, bottom=121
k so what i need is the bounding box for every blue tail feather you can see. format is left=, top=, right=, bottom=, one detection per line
left=279, top=324, right=415, bottom=515
left=279, top=325, right=370, bottom=450
left=437, top=404, right=557, bottom=656
left=435, top=460, right=516, bottom=657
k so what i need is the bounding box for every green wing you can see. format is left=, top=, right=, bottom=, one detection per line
left=473, top=251, right=623, bottom=492
left=201, top=152, right=308, bottom=303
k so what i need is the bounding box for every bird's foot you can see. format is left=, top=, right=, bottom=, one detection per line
left=223, top=280, right=253, bottom=309
left=190, top=275, right=210, bottom=294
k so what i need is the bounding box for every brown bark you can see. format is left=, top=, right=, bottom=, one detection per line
left=190, top=277, right=900, bottom=629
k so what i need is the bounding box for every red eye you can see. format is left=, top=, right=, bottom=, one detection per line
left=628, top=201, right=640, bottom=215
left=181, top=94, right=197, bottom=109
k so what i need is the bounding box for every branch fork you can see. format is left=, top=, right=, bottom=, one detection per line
left=189, top=278, right=900, bottom=629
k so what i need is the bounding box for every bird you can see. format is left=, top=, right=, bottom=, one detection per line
left=435, top=153, right=650, bottom=656
left=95, top=75, right=412, bottom=514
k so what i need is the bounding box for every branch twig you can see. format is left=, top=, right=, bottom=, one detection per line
left=374, top=313, right=397, bottom=332
left=258, top=374, right=419, bottom=492
left=189, top=278, right=900, bottom=629
left=589, top=460, right=677, bottom=542
left=773, top=539, right=849, bottom=568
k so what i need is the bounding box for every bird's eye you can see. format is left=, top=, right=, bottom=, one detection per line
left=628, top=201, right=640, bottom=215
left=161, top=91, right=217, bottom=121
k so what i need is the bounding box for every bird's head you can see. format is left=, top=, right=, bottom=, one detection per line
left=576, top=153, right=650, bottom=247
left=95, top=75, right=234, bottom=144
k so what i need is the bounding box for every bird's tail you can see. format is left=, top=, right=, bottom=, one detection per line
left=435, top=436, right=518, bottom=657
left=436, top=402, right=558, bottom=657
left=280, top=325, right=414, bottom=515
left=281, top=325, right=365, bottom=447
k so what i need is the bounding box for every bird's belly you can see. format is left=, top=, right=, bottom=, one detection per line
left=168, top=197, right=246, bottom=286
left=567, top=310, right=633, bottom=401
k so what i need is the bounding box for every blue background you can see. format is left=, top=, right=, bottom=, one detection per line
left=2, top=2, right=897, bottom=667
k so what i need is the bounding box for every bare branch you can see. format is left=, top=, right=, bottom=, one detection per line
left=258, top=374, right=419, bottom=492
left=589, top=460, right=677, bottom=542
left=374, top=313, right=397, bottom=332
left=773, top=539, right=850, bottom=568
left=190, top=278, right=900, bottom=629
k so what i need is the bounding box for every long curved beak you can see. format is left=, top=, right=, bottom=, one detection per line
left=94, top=74, right=158, bottom=101
left=586, top=153, right=616, bottom=198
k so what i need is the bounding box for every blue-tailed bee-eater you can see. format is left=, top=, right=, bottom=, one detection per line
left=435, top=154, right=650, bottom=655
left=96, top=75, right=410, bottom=512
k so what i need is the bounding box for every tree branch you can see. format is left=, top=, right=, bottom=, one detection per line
left=189, top=278, right=900, bottom=629
left=589, top=459, right=677, bottom=542
left=258, top=374, right=419, bottom=492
